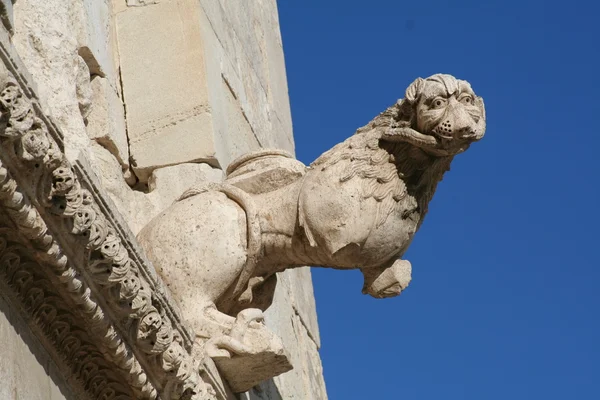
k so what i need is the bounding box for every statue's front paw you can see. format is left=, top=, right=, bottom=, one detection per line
left=204, top=308, right=292, bottom=393
left=364, top=259, right=412, bottom=299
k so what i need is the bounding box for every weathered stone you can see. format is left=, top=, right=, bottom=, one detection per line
left=75, top=0, right=117, bottom=86
left=264, top=273, right=327, bottom=399
left=128, top=111, right=217, bottom=182
left=75, top=55, right=93, bottom=119
left=13, top=1, right=91, bottom=160
left=86, top=76, right=129, bottom=168
left=116, top=0, right=218, bottom=181
left=194, top=4, right=322, bottom=395
left=148, top=162, right=224, bottom=204
left=207, top=309, right=292, bottom=393
left=0, top=63, right=217, bottom=398
left=111, top=0, right=127, bottom=15
left=0, top=0, right=14, bottom=34
left=283, top=268, right=321, bottom=347
left=2, top=0, right=345, bottom=397
left=127, top=0, right=159, bottom=6
left=90, top=143, right=223, bottom=235
left=218, top=75, right=261, bottom=161
left=137, top=74, right=486, bottom=392
left=89, top=142, right=153, bottom=234
left=199, top=0, right=295, bottom=164
left=261, top=4, right=294, bottom=140
left=225, top=149, right=304, bottom=194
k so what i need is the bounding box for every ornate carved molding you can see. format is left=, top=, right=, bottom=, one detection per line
left=0, top=217, right=134, bottom=400
left=0, top=29, right=216, bottom=400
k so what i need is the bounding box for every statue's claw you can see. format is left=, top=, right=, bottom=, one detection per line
left=203, top=308, right=292, bottom=393
left=362, top=259, right=412, bottom=299
left=204, top=308, right=265, bottom=358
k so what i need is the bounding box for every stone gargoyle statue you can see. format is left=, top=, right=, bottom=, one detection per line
left=137, top=73, right=486, bottom=392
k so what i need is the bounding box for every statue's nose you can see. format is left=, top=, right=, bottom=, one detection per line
left=448, top=103, right=474, bottom=138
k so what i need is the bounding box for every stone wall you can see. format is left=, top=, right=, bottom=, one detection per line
left=3, top=0, right=326, bottom=398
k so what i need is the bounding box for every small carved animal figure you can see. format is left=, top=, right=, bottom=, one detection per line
left=137, top=73, right=486, bottom=391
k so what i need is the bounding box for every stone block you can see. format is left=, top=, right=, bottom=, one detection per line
left=74, top=0, right=117, bottom=88
left=128, top=112, right=217, bottom=182
left=219, top=1, right=268, bottom=90
left=199, top=0, right=295, bottom=155
left=111, top=0, right=127, bottom=14
left=116, top=0, right=219, bottom=182
left=86, top=76, right=129, bottom=168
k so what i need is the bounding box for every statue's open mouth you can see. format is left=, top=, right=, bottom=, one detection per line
left=432, top=127, right=481, bottom=142
left=433, top=131, right=453, bottom=140
left=383, top=126, right=472, bottom=157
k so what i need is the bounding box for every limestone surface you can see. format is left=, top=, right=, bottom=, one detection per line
left=3, top=0, right=327, bottom=398
left=0, top=0, right=14, bottom=34
left=116, top=0, right=218, bottom=181
left=86, top=76, right=129, bottom=169
left=137, top=73, right=487, bottom=392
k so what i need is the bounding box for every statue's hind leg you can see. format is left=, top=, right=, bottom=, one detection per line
left=138, top=186, right=291, bottom=391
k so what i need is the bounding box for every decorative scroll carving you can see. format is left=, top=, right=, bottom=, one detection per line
left=0, top=160, right=158, bottom=398
left=137, top=74, right=486, bottom=391
left=0, top=226, right=134, bottom=400
left=0, top=60, right=215, bottom=398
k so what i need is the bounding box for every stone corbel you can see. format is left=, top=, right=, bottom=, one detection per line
left=0, top=26, right=218, bottom=400
left=135, top=72, right=486, bottom=394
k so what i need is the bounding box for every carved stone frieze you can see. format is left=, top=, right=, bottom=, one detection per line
left=0, top=220, right=134, bottom=400
left=0, top=38, right=216, bottom=399
left=0, top=160, right=158, bottom=398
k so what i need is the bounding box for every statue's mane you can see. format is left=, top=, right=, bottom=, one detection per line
left=311, top=102, right=452, bottom=229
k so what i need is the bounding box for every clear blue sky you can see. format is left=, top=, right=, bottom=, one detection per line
left=278, top=1, right=599, bottom=399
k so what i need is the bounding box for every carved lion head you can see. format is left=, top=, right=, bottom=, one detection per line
left=391, top=74, right=486, bottom=155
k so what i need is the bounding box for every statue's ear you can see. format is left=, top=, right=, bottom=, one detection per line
left=395, top=99, right=414, bottom=125
left=405, top=77, right=424, bottom=104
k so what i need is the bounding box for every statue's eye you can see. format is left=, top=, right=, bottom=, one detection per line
left=459, top=94, right=474, bottom=105
left=431, top=98, right=447, bottom=109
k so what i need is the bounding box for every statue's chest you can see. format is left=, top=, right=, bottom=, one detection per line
left=299, top=159, right=422, bottom=267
